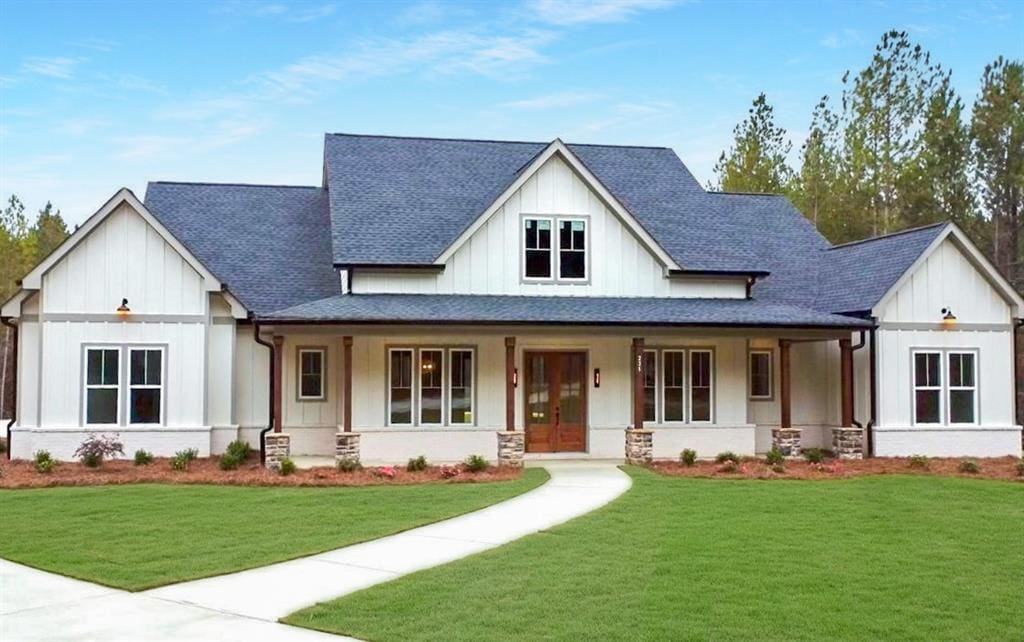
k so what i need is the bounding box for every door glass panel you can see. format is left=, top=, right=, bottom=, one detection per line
left=527, top=354, right=548, bottom=424
left=420, top=350, right=443, bottom=424
left=389, top=350, right=413, bottom=424
left=642, top=350, right=657, bottom=422
left=690, top=351, right=712, bottom=422
left=560, top=353, right=584, bottom=423
left=663, top=351, right=685, bottom=422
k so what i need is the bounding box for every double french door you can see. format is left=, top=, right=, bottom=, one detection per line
left=524, top=351, right=587, bottom=453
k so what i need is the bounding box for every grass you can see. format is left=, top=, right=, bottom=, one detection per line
left=286, top=468, right=1023, bottom=641
left=0, top=469, right=547, bottom=591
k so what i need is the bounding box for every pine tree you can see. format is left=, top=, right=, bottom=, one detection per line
left=790, top=97, right=853, bottom=242
left=712, top=93, right=793, bottom=194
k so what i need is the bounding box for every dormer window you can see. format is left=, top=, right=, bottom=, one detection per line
left=523, top=216, right=588, bottom=282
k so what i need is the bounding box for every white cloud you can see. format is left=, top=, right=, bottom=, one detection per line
left=501, top=90, right=602, bottom=110
left=288, top=3, right=337, bottom=22
left=97, top=72, right=168, bottom=94
left=72, top=38, right=118, bottom=52
left=528, top=0, right=677, bottom=26
left=819, top=29, right=864, bottom=49
left=20, top=56, right=84, bottom=79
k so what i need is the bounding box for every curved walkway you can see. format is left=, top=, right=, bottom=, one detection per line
left=1, top=462, right=630, bottom=641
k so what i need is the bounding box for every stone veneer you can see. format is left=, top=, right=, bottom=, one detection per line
left=831, top=427, right=864, bottom=459
left=264, top=432, right=290, bottom=470
left=771, top=428, right=802, bottom=457
left=625, top=428, right=653, bottom=465
left=335, top=432, right=361, bottom=465
left=496, top=431, right=525, bottom=467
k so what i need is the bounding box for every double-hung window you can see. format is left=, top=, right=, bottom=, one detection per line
left=690, top=350, right=713, bottom=423
left=297, top=348, right=326, bottom=401
left=523, top=216, right=587, bottom=281
left=85, top=348, right=120, bottom=425
left=129, top=348, right=163, bottom=425
left=748, top=350, right=773, bottom=400
left=84, top=345, right=164, bottom=426
left=641, top=350, right=658, bottom=422
left=636, top=348, right=715, bottom=424
left=388, top=347, right=475, bottom=427
left=662, top=351, right=686, bottom=422
left=912, top=349, right=978, bottom=426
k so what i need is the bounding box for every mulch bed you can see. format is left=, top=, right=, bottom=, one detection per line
left=0, top=457, right=522, bottom=489
left=650, top=456, right=1024, bottom=482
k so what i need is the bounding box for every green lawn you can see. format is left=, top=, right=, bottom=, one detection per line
left=0, top=469, right=547, bottom=591
left=287, top=468, right=1023, bottom=641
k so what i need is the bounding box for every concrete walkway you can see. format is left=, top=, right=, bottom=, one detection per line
left=1, top=463, right=630, bottom=641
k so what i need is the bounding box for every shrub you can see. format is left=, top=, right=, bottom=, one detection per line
left=907, top=454, right=929, bottom=470
left=716, top=460, right=739, bottom=473
left=764, top=447, right=785, bottom=466
left=279, top=457, right=297, bottom=476
left=134, top=449, right=154, bottom=466
left=170, top=450, right=192, bottom=471
left=34, top=450, right=55, bottom=474
left=219, top=452, right=242, bottom=471
left=406, top=455, right=428, bottom=472
left=181, top=448, right=199, bottom=462
left=802, top=448, right=834, bottom=464
left=680, top=449, right=697, bottom=466
left=464, top=454, right=490, bottom=472
left=771, top=463, right=786, bottom=474
left=1017, top=459, right=1024, bottom=478
left=715, top=451, right=740, bottom=464
left=440, top=465, right=460, bottom=479
left=74, top=434, right=125, bottom=468
left=337, top=457, right=362, bottom=472
left=958, top=459, right=980, bottom=474
left=225, top=440, right=251, bottom=461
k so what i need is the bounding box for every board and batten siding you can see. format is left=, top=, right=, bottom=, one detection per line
left=351, top=154, right=747, bottom=299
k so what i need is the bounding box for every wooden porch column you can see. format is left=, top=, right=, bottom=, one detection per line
left=840, top=338, right=853, bottom=427
left=505, top=337, right=516, bottom=431
left=632, top=337, right=645, bottom=430
left=272, top=336, right=284, bottom=432
left=779, top=339, right=791, bottom=429
left=342, top=336, right=353, bottom=432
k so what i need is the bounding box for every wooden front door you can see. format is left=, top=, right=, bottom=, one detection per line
left=524, top=351, right=587, bottom=453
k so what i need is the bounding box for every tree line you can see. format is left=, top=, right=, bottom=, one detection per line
left=712, top=30, right=1023, bottom=289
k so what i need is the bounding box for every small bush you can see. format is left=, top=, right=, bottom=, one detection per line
left=440, top=465, right=460, bottom=479
left=337, top=457, right=362, bottom=472
left=464, top=454, right=490, bottom=472
left=958, top=459, right=980, bottom=474
left=907, top=454, right=929, bottom=470
left=715, top=451, right=740, bottom=464
left=219, top=452, right=242, bottom=471
left=133, top=449, right=154, bottom=466
left=680, top=449, right=697, bottom=466
left=181, top=448, right=199, bottom=462
left=279, top=457, right=297, bottom=476
left=34, top=450, right=55, bottom=474
left=716, top=460, right=739, bottom=473
left=170, top=450, right=192, bottom=471
left=802, top=448, right=834, bottom=464
left=74, top=434, right=125, bottom=468
left=771, top=463, right=786, bottom=474
left=1017, top=459, right=1024, bottom=478
left=406, top=455, right=428, bottom=472
left=764, top=447, right=785, bottom=466
left=225, top=440, right=251, bottom=461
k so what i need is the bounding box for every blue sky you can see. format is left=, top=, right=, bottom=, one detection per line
left=1, top=0, right=1021, bottom=226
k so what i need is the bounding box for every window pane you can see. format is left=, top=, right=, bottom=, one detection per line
left=450, top=351, right=473, bottom=424
left=420, top=350, right=443, bottom=424
left=525, top=219, right=537, bottom=248
left=750, top=352, right=771, bottom=397
left=131, top=350, right=146, bottom=385
left=390, top=351, right=412, bottom=424
left=89, top=349, right=119, bottom=386
left=131, top=350, right=161, bottom=385
left=145, top=350, right=162, bottom=385
left=691, top=351, right=712, bottom=421
left=102, top=349, right=119, bottom=385
left=87, top=350, right=103, bottom=385
left=691, top=390, right=711, bottom=423
left=560, top=353, right=584, bottom=424
left=915, top=390, right=940, bottom=423
left=915, top=352, right=940, bottom=386
left=301, top=374, right=322, bottom=398
left=87, top=389, right=118, bottom=424
left=642, top=351, right=656, bottom=422
left=559, top=250, right=585, bottom=279
left=663, top=352, right=684, bottom=422
left=560, top=221, right=571, bottom=249
left=572, top=221, right=585, bottom=249
left=537, top=220, right=550, bottom=248
left=302, top=351, right=322, bottom=376
left=130, top=389, right=161, bottom=424
left=949, top=390, right=975, bottom=424
left=527, top=353, right=548, bottom=423
left=949, top=353, right=974, bottom=387
left=526, top=249, right=551, bottom=278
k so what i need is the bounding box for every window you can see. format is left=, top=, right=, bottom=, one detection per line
left=389, top=349, right=413, bottom=425
left=85, top=348, right=120, bottom=425
left=558, top=219, right=587, bottom=280
left=642, top=350, right=657, bottom=422
left=297, top=348, right=326, bottom=400
left=129, top=348, right=163, bottom=425
left=947, top=352, right=976, bottom=424
left=749, top=350, right=773, bottom=400
left=913, top=351, right=943, bottom=425
left=419, top=349, right=444, bottom=425
left=450, top=349, right=474, bottom=424
left=662, top=351, right=685, bottom=422
left=524, top=218, right=552, bottom=279
left=690, top=350, right=713, bottom=423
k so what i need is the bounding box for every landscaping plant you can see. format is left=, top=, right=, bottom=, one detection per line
left=764, top=447, right=785, bottom=466
left=1017, top=459, right=1024, bottom=478
left=170, top=450, right=193, bottom=471
left=680, top=449, right=697, bottom=466
left=958, top=459, right=980, bottom=474
left=715, top=451, right=740, bottom=464
left=219, top=452, right=242, bottom=471
left=375, top=466, right=397, bottom=480
left=34, top=450, right=55, bottom=474
left=802, top=448, right=834, bottom=464
left=73, top=434, right=125, bottom=468
left=279, top=457, right=297, bottom=476
left=464, top=454, right=490, bottom=472
left=225, top=440, right=251, bottom=461
left=908, top=454, right=929, bottom=470
left=134, top=449, right=154, bottom=466
left=337, top=457, right=362, bottom=472
left=407, top=455, right=428, bottom=472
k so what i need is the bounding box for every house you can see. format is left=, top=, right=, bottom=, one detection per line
left=2, top=134, right=1022, bottom=466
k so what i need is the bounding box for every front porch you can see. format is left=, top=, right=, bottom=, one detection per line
left=249, top=325, right=869, bottom=468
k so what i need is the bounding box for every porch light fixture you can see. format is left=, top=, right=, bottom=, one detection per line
left=512, top=367, right=518, bottom=388
left=594, top=368, right=601, bottom=388
left=116, top=298, right=131, bottom=315
left=942, top=307, right=957, bottom=327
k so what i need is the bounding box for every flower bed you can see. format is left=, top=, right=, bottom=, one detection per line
left=650, top=456, right=1023, bottom=482
left=0, top=456, right=522, bottom=489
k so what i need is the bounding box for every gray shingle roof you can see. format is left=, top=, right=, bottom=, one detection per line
left=144, top=182, right=341, bottom=314
left=262, top=293, right=872, bottom=328
left=817, top=223, right=948, bottom=314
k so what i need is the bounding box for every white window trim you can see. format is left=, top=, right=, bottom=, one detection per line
left=946, top=350, right=979, bottom=427
left=522, top=216, right=555, bottom=282
left=83, top=346, right=121, bottom=427
left=418, top=348, right=446, bottom=426
left=689, top=349, right=715, bottom=424
left=127, top=346, right=166, bottom=427
left=387, top=348, right=415, bottom=426
left=748, top=349, right=774, bottom=401
left=640, top=347, right=716, bottom=425
left=911, top=349, right=945, bottom=426
left=448, top=348, right=476, bottom=426
left=522, top=215, right=589, bottom=283
left=387, top=346, right=478, bottom=428
left=555, top=216, right=589, bottom=282
left=661, top=349, right=687, bottom=424
left=297, top=347, right=327, bottom=401
left=641, top=349, right=659, bottom=424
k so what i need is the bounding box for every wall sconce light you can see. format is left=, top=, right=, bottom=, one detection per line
left=593, top=368, right=601, bottom=388
left=512, top=367, right=518, bottom=388
left=116, top=298, right=131, bottom=315
left=941, top=307, right=957, bottom=327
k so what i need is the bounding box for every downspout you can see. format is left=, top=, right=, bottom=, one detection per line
left=1014, top=320, right=1024, bottom=436
left=252, top=318, right=275, bottom=465
left=867, top=326, right=878, bottom=457
left=1, top=317, right=17, bottom=461
left=849, top=329, right=867, bottom=430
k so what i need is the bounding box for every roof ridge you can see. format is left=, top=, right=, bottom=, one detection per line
left=707, top=190, right=787, bottom=197
left=148, top=180, right=321, bottom=190
left=827, top=222, right=948, bottom=251
left=325, top=132, right=672, bottom=151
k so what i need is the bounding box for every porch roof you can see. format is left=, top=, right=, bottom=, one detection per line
left=259, top=294, right=873, bottom=329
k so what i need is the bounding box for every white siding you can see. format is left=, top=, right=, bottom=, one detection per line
left=351, top=155, right=747, bottom=299
left=233, top=326, right=270, bottom=430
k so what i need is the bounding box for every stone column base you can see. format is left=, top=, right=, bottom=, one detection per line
left=335, top=432, right=361, bottom=465
left=771, top=428, right=802, bottom=457
left=625, top=428, right=653, bottom=465
left=496, top=431, right=525, bottom=467
left=264, top=432, right=290, bottom=470
left=831, top=427, right=864, bottom=459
